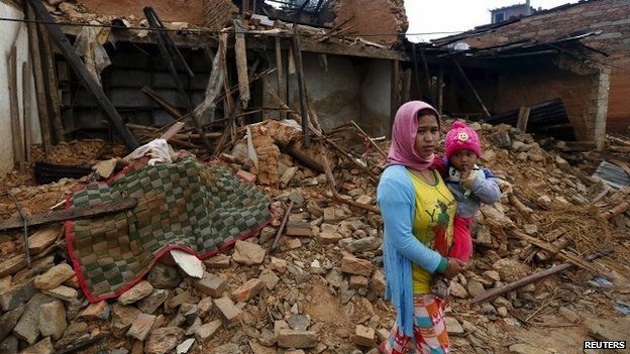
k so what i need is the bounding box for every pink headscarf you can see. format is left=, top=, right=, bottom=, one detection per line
left=386, top=101, right=441, bottom=171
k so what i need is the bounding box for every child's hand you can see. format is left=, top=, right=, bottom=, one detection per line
left=460, top=167, right=475, bottom=188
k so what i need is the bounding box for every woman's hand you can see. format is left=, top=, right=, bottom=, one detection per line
left=443, top=257, right=465, bottom=279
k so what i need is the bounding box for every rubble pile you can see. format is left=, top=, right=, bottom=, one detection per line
left=0, top=119, right=629, bottom=354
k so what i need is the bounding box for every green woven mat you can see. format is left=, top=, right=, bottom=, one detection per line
left=66, top=154, right=272, bottom=302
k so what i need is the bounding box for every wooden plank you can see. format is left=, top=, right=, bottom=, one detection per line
left=27, top=0, right=139, bottom=150
left=22, top=61, right=33, bottom=162
left=0, top=198, right=138, bottom=231
left=234, top=19, right=250, bottom=109
left=516, top=106, right=531, bottom=132
left=9, top=45, right=26, bottom=172
left=291, top=26, right=311, bottom=148
left=140, top=86, right=184, bottom=119
left=275, top=36, right=286, bottom=120
left=192, top=41, right=224, bottom=125
left=38, top=24, right=64, bottom=143
left=159, top=122, right=186, bottom=141
left=26, top=3, right=52, bottom=156
left=285, top=222, right=312, bottom=237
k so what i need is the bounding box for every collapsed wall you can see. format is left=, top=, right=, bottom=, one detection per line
left=331, top=0, right=408, bottom=47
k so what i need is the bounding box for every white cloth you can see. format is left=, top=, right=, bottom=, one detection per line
left=126, top=139, right=176, bottom=166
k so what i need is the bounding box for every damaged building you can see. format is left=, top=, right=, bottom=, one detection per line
left=415, top=0, right=630, bottom=150
left=0, top=0, right=409, bottom=175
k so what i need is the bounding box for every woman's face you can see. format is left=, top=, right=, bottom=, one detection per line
left=414, top=112, right=440, bottom=158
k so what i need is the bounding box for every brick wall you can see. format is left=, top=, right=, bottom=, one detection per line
left=202, top=0, right=239, bottom=31
left=608, top=58, right=630, bottom=134
left=331, top=0, right=407, bottom=47
left=77, top=0, right=206, bottom=26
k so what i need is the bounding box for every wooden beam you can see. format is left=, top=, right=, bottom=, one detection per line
left=22, top=61, right=32, bottom=162
left=27, top=0, right=139, bottom=150
left=234, top=20, right=250, bottom=109
left=38, top=24, right=65, bottom=143
left=419, top=48, right=434, bottom=105
left=9, top=44, right=26, bottom=172
left=452, top=57, right=491, bottom=118
left=275, top=36, right=286, bottom=120
left=291, top=26, right=311, bottom=148
left=140, top=86, right=184, bottom=119
left=26, top=3, right=52, bottom=156
left=59, top=24, right=409, bottom=62
left=300, top=40, right=409, bottom=61
left=0, top=198, right=138, bottom=231
left=516, top=106, right=531, bottom=132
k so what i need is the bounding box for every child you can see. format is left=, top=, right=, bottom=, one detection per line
left=432, top=121, right=502, bottom=298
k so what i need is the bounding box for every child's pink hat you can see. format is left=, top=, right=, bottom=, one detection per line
left=444, top=121, right=482, bottom=158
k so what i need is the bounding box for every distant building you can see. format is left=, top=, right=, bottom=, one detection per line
left=491, top=1, right=534, bottom=24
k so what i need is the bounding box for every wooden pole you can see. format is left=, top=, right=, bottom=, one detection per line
left=469, top=248, right=612, bottom=305
left=419, top=48, right=434, bottom=105
left=9, top=45, right=26, bottom=172
left=38, top=24, right=65, bottom=143
left=351, top=120, right=387, bottom=158
left=141, top=86, right=184, bottom=119
left=517, top=106, right=531, bottom=132
left=25, top=2, right=52, bottom=156
left=22, top=61, right=33, bottom=162
left=599, top=200, right=630, bottom=220
left=234, top=19, right=250, bottom=109
left=452, top=57, right=491, bottom=118
left=275, top=36, right=286, bottom=120
left=291, top=25, right=311, bottom=148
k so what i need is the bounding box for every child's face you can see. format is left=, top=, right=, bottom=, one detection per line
left=450, top=149, right=478, bottom=171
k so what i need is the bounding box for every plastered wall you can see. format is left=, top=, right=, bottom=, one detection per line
left=0, top=1, right=41, bottom=176
left=264, top=51, right=392, bottom=137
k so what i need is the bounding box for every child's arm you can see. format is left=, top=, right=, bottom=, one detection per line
left=464, top=168, right=502, bottom=204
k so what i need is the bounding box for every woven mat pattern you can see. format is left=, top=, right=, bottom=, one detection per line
left=67, top=155, right=271, bottom=301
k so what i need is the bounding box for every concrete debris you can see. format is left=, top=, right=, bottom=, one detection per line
left=1, top=119, right=630, bottom=354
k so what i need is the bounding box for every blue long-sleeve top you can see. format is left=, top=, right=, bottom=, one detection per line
left=376, top=164, right=447, bottom=336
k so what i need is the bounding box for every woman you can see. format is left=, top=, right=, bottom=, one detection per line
left=377, top=101, right=465, bottom=354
